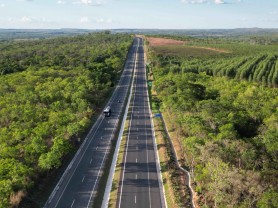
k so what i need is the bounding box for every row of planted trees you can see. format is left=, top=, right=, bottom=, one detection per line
left=0, top=33, right=133, bottom=207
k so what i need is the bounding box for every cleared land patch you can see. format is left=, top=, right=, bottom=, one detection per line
left=147, top=37, right=229, bottom=57
left=147, top=37, right=185, bottom=46
left=152, top=45, right=224, bottom=58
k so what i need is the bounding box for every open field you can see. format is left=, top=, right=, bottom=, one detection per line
left=147, top=37, right=230, bottom=58
left=147, top=37, right=185, bottom=46
left=152, top=45, right=224, bottom=58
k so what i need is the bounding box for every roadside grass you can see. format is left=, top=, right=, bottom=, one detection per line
left=153, top=115, right=181, bottom=208
left=147, top=60, right=189, bottom=207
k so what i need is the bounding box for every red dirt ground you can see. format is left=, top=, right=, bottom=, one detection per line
left=147, top=37, right=185, bottom=46
left=147, top=37, right=229, bottom=53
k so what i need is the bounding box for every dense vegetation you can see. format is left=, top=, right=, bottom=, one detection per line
left=0, top=33, right=133, bottom=207
left=152, top=43, right=278, bottom=87
left=148, top=37, right=278, bottom=207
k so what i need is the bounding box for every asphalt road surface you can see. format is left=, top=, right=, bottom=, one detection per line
left=44, top=38, right=139, bottom=208
left=117, top=38, right=164, bottom=208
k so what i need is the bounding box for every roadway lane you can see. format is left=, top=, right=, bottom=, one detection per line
left=44, top=38, right=140, bottom=208
left=117, top=38, right=164, bottom=208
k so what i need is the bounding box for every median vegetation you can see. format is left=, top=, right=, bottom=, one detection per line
left=147, top=35, right=278, bottom=207
left=0, top=33, right=133, bottom=207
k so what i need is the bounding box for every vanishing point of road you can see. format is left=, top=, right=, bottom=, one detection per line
left=116, top=37, right=165, bottom=208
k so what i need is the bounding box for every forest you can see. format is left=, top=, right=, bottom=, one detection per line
left=0, top=33, right=133, bottom=207
left=148, top=36, right=278, bottom=207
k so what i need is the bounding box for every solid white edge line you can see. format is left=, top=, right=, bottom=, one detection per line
left=143, top=38, right=168, bottom=208
left=144, top=89, right=152, bottom=208
left=101, top=39, right=138, bottom=208
left=70, top=199, right=75, bottom=208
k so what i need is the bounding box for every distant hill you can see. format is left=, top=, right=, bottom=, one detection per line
left=0, top=29, right=96, bottom=40
left=112, top=28, right=278, bottom=37
left=0, top=28, right=277, bottom=40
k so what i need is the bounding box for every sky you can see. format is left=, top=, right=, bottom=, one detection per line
left=0, top=0, right=277, bottom=29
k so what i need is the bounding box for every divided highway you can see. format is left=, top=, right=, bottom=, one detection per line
left=44, top=38, right=139, bottom=208
left=117, top=38, right=165, bottom=208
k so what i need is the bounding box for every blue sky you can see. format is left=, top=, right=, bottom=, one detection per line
left=0, top=0, right=277, bottom=29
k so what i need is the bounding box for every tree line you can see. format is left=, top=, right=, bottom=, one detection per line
left=148, top=37, right=278, bottom=207
left=0, top=33, right=133, bottom=207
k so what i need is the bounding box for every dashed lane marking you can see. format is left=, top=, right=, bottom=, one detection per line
left=70, top=199, right=75, bottom=208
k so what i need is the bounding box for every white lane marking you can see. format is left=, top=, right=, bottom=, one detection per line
left=50, top=113, right=105, bottom=208
left=118, top=40, right=139, bottom=208
left=144, top=79, right=152, bottom=208
left=135, top=195, right=136, bottom=204
left=70, top=199, right=75, bottom=208
left=90, top=159, right=93, bottom=164
left=136, top=158, right=138, bottom=163
left=82, top=176, right=85, bottom=183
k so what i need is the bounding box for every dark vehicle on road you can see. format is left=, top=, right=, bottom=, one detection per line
left=103, top=106, right=111, bottom=117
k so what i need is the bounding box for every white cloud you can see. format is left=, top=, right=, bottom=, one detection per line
left=269, top=11, right=278, bottom=15
left=214, top=0, right=225, bottom=4
left=79, top=0, right=92, bottom=4
left=181, top=0, right=242, bottom=4
left=263, top=18, right=278, bottom=23
left=0, top=3, right=5, bottom=8
left=18, top=16, right=49, bottom=24
left=73, top=0, right=104, bottom=6
left=57, top=0, right=66, bottom=4
left=181, top=0, right=208, bottom=4
left=80, top=16, right=89, bottom=23
left=20, top=16, right=32, bottom=23
left=96, top=18, right=112, bottom=24
left=16, top=0, right=34, bottom=2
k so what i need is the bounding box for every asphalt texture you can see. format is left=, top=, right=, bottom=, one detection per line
left=117, top=38, right=163, bottom=208
left=44, top=38, right=139, bottom=208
